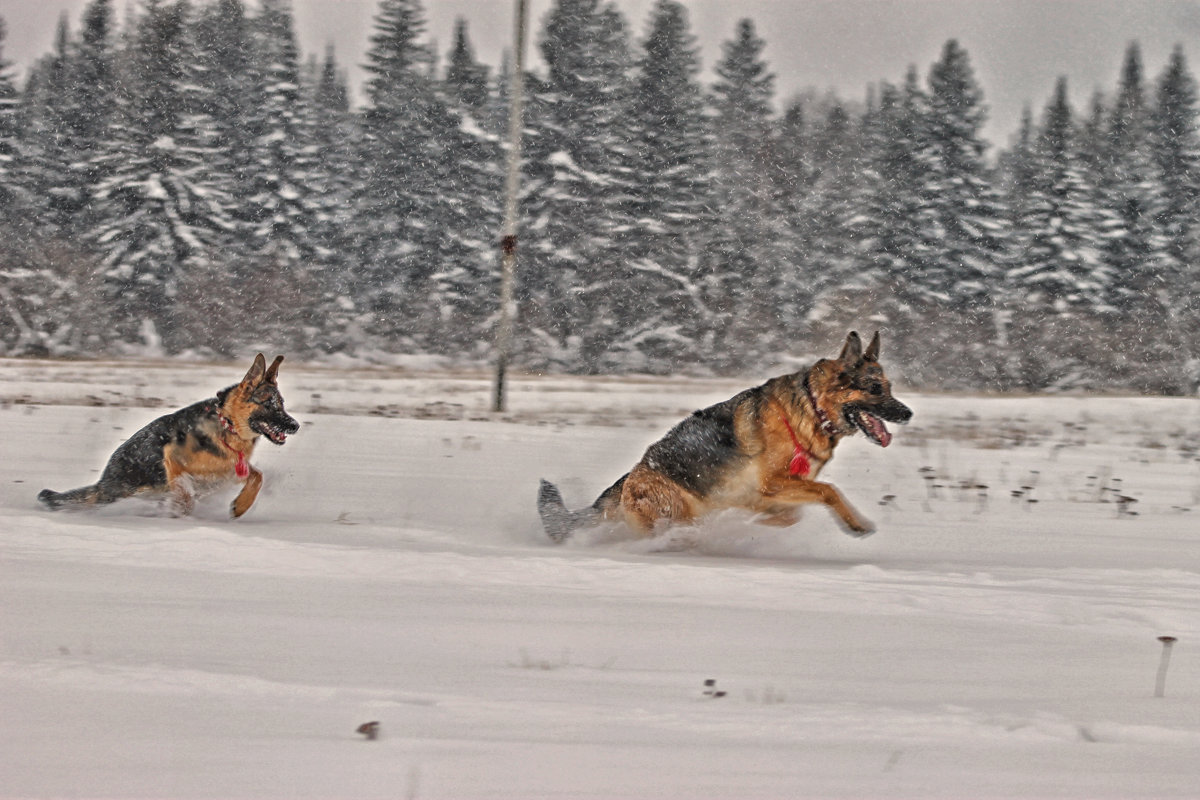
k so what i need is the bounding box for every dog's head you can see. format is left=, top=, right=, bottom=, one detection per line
left=220, top=354, right=300, bottom=445
left=809, top=331, right=912, bottom=447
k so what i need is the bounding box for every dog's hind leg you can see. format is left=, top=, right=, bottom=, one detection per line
left=619, top=465, right=697, bottom=536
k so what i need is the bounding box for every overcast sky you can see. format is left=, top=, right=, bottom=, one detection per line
left=5, top=0, right=1200, bottom=146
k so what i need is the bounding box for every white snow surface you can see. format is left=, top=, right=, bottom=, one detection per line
left=2, top=358, right=1199, bottom=799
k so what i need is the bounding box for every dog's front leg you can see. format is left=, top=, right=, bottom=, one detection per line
left=761, top=478, right=874, bottom=536
left=231, top=466, right=263, bottom=519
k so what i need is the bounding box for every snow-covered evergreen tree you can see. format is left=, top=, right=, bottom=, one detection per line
left=430, top=18, right=502, bottom=357
left=830, top=69, right=930, bottom=337
left=304, top=44, right=364, bottom=353
left=192, top=0, right=257, bottom=243
left=86, top=0, right=237, bottom=353
left=444, top=17, right=489, bottom=113
left=618, top=0, right=713, bottom=370
left=1144, top=46, right=1200, bottom=391
left=0, top=16, right=22, bottom=211
left=19, top=16, right=80, bottom=233
left=1148, top=47, right=1200, bottom=317
left=921, top=41, right=1008, bottom=305
left=1099, top=43, right=1162, bottom=312
left=906, top=40, right=1008, bottom=386
left=705, top=18, right=789, bottom=367
left=1004, top=78, right=1133, bottom=390
left=356, top=0, right=463, bottom=351
left=520, top=0, right=636, bottom=370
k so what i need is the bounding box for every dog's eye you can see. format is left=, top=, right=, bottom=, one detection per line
left=868, top=382, right=883, bottom=396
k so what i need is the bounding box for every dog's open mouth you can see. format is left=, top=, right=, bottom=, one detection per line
left=850, top=409, right=893, bottom=447
left=252, top=420, right=294, bottom=445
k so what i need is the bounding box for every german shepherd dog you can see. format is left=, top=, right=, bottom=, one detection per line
left=38, top=354, right=300, bottom=519
left=537, top=331, right=912, bottom=542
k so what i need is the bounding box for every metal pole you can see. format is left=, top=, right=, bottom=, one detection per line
left=492, top=0, right=527, bottom=413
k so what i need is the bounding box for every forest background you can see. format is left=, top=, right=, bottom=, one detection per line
left=2, top=0, right=1200, bottom=393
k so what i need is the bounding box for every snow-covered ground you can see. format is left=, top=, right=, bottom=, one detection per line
left=2, top=357, right=1199, bottom=799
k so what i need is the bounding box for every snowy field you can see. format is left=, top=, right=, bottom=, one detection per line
left=2, top=357, right=1200, bottom=799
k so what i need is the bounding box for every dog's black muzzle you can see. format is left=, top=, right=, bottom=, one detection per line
left=874, top=397, right=913, bottom=424
left=252, top=411, right=300, bottom=445
left=843, top=397, right=911, bottom=447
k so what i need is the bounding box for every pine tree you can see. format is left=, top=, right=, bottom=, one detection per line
left=86, top=0, right=237, bottom=353
left=192, top=0, right=257, bottom=243
left=921, top=40, right=1007, bottom=309
left=0, top=16, right=22, bottom=211
left=618, top=0, right=713, bottom=370
left=521, top=0, right=636, bottom=370
left=1100, top=43, right=1162, bottom=311
left=430, top=18, right=502, bottom=357
left=1148, top=46, right=1200, bottom=305
left=305, top=44, right=363, bottom=352
left=705, top=18, right=788, bottom=367
left=69, top=0, right=117, bottom=203
left=19, top=16, right=79, bottom=232
left=357, top=0, right=466, bottom=352
left=909, top=40, right=1008, bottom=386
left=1004, top=78, right=1120, bottom=390
left=836, top=68, right=931, bottom=337
left=444, top=17, right=489, bottom=112
left=1145, top=45, right=1200, bottom=391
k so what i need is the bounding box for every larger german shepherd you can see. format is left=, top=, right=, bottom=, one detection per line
left=38, top=354, right=299, bottom=519
left=537, top=331, right=911, bottom=541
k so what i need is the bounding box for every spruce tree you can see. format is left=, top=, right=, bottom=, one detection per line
left=431, top=18, right=502, bottom=357
left=1005, top=78, right=1117, bottom=389
left=444, top=17, right=489, bottom=112
left=1146, top=46, right=1200, bottom=391
left=836, top=68, right=931, bottom=339
left=86, top=0, right=236, bottom=353
left=521, top=0, right=635, bottom=370
left=0, top=16, right=22, bottom=211
left=357, top=0, right=462, bottom=351
left=620, top=0, right=713, bottom=370
left=705, top=18, right=788, bottom=367
left=306, top=44, right=363, bottom=353
left=910, top=40, right=1008, bottom=386
left=1148, top=46, right=1200, bottom=307
left=1100, top=43, right=1161, bottom=312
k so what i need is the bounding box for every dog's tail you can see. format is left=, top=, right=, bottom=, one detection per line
left=537, top=475, right=626, bottom=543
left=38, top=485, right=106, bottom=510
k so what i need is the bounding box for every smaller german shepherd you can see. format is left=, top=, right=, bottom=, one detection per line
left=538, top=331, right=912, bottom=541
left=38, top=354, right=300, bottom=519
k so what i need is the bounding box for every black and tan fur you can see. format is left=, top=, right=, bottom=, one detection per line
left=38, top=354, right=299, bottom=519
left=538, top=331, right=912, bottom=541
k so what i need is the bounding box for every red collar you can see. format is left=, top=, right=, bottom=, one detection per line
left=218, top=414, right=250, bottom=478
left=770, top=397, right=813, bottom=477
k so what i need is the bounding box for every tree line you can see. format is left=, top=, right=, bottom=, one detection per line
left=1, top=0, right=1198, bottom=393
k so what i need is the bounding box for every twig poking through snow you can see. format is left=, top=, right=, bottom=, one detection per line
left=1155, top=636, right=1177, bottom=698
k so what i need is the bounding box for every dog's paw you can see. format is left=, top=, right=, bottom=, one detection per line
left=844, top=517, right=876, bottom=538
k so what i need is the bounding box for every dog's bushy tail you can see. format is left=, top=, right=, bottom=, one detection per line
left=537, top=480, right=584, bottom=543
left=538, top=476, right=627, bottom=543
left=38, top=485, right=104, bottom=510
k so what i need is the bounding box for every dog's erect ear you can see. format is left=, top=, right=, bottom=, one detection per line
left=264, top=355, right=284, bottom=384
left=864, top=331, right=880, bottom=362
left=838, top=331, right=863, bottom=366
left=240, top=353, right=267, bottom=388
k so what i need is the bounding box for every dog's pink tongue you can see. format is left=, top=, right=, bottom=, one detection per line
left=865, top=413, right=892, bottom=447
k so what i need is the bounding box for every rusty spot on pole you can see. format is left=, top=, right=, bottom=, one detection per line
left=501, top=235, right=518, bottom=256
